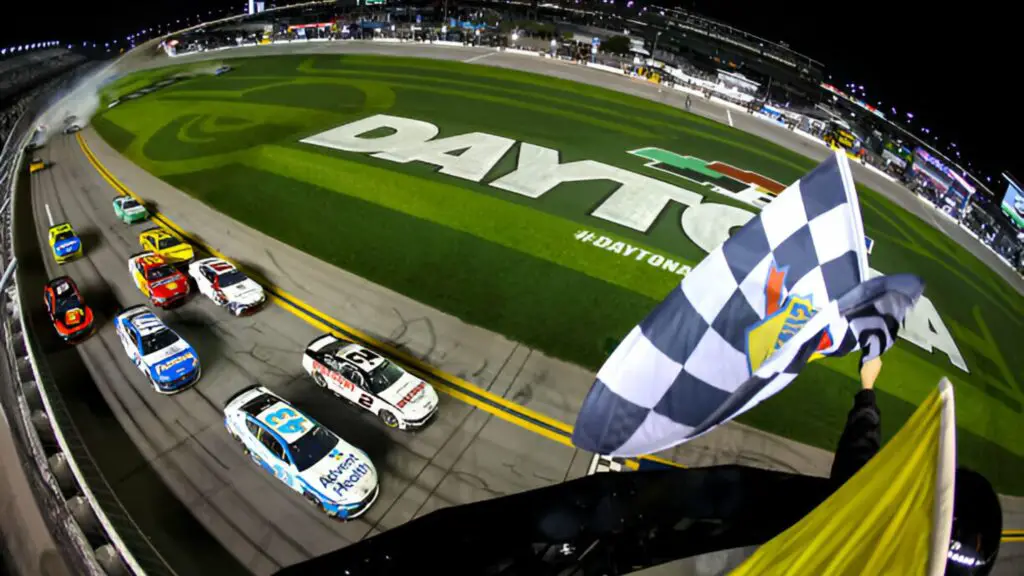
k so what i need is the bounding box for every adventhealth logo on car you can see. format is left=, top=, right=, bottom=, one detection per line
left=302, top=114, right=969, bottom=373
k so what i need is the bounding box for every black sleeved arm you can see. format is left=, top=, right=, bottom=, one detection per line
left=829, top=389, right=881, bottom=487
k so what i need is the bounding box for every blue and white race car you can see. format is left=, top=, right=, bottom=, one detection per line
left=223, top=386, right=379, bottom=520
left=114, top=305, right=201, bottom=393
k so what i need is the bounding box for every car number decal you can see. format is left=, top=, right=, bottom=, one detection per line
left=344, top=349, right=380, bottom=367
left=265, top=407, right=309, bottom=435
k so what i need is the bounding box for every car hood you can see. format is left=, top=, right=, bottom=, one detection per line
left=301, top=444, right=377, bottom=506
left=150, top=275, right=187, bottom=297
left=221, top=280, right=264, bottom=304
left=160, top=245, right=193, bottom=260
left=54, top=238, right=80, bottom=256
left=378, top=374, right=437, bottom=419
left=144, top=344, right=198, bottom=381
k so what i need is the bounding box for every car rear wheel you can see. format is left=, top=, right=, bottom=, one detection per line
left=313, top=372, right=328, bottom=389
left=303, top=492, right=327, bottom=514
left=378, top=409, right=400, bottom=429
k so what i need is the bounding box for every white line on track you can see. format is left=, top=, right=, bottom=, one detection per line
left=45, top=203, right=54, bottom=227
left=727, top=109, right=734, bottom=127
left=463, top=52, right=494, bottom=64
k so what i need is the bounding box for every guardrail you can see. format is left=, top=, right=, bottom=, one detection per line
left=0, top=69, right=167, bottom=576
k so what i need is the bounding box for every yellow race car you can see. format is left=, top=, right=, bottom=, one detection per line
left=139, top=228, right=194, bottom=265
left=30, top=158, right=50, bottom=173
left=48, top=223, right=83, bottom=264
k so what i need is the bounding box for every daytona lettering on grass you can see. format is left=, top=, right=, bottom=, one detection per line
left=574, top=230, right=692, bottom=277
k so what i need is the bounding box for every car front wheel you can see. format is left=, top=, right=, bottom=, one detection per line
left=303, top=491, right=328, bottom=514
left=378, top=409, right=400, bottom=429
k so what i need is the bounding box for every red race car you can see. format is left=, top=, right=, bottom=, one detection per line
left=128, top=252, right=190, bottom=308
left=43, top=276, right=95, bottom=342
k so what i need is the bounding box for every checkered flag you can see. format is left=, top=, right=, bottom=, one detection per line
left=573, top=152, right=923, bottom=456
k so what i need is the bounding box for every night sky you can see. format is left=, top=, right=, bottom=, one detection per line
left=5, top=1, right=1017, bottom=192
left=691, top=0, right=1018, bottom=192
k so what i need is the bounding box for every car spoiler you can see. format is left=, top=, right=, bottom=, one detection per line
left=114, top=304, right=150, bottom=320
left=223, top=384, right=269, bottom=411
left=306, top=334, right=340, bottom=354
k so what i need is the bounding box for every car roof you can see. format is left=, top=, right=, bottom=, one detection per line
left=127, top=311, right=167, bottom=336
left=207, top=260, right=236, bottom=274
left=254, top=401, right=315, bottom=444
left=334, top=344, right=386, bottom=371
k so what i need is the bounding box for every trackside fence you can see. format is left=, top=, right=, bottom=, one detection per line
left=0, top=68, right=172, bottom=576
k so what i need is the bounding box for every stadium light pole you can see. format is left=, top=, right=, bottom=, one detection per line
left=651, top=30, right=661, bottom=58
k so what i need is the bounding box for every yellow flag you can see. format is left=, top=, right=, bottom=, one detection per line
left=730, top=380, right=956, bottom=576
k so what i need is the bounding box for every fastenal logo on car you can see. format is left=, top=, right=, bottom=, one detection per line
left=156, top=352, right=195, bottom=374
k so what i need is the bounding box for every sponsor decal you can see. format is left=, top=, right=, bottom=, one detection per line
left=156, top=352, right=194, bottom=375
left=302, top=115, right=969, bottom=373
left=745, top=262, right=832, bottom=374
left=573, top=229, right=692, bottom=277
left=395, top=382, right=425, bottom=409
left=319, top=452, right=372, bottom=496
left=55, top=239, right=79, bottom=254
left=315, top=361, right=355, bottom=391
left=64, top=308, right=84, bottom=326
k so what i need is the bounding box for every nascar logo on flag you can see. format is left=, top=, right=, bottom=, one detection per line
left=573, top=151, right=923, bottom=457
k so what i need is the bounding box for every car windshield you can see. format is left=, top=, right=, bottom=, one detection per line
left=157, top=237, right=181, bottom=250
left=217, top=269, right=247, bottom=288
left=368, top=361, right=404, bottom=395
left=146, top=265, right=175, bottom=281
left=287, top=425, right=337, bottom=472
left=122, top=199, right=140, bottom=210
left=54, top=231, right=74, bottom=243
left=53, top=286, right=81, bottom=314
left=140, top=328, right=179, bottom=355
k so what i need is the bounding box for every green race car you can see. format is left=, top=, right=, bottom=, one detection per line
left=112, top=196, right=149, bottom=224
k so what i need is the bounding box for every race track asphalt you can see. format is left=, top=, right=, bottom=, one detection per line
left=28, top=132, right=595, bottom=575
left=22, top=40, right=1022, bottom=575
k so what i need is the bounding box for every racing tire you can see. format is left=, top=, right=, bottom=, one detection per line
left=378, top=409, right=400, bottom=429
left=303, top=491, right=328, bottom=515
left=313, top=371, right=329, bottom=390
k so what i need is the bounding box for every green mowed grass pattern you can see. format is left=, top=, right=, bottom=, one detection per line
left=93, top=54, right=1024, bottom=493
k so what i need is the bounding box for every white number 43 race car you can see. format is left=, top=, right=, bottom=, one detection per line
left=302, top=336, right=438, bottom=430
left=187, top=257, right=265, bottom=315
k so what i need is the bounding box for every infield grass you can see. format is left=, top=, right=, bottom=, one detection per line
left=91, top=54, right=1024, bottom=493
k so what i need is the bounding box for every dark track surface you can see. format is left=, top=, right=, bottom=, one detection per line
left=28, top=132, right=593, bottom=575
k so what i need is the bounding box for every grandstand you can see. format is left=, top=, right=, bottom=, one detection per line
left=0, top=48, right=87, bottom=148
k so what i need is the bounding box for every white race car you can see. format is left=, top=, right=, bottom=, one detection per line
left=63, top=116, right=83, bottom=134
left=302, top=336, right=439, bottom=430
left=223, top=385, right=379, bottom=519
left=187, top=257, right=265, bottom=315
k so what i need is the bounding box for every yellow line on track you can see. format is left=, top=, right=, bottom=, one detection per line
left=74, top=132, right=680, bottom=471
left=71, top=134, right=1024, bottom=542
